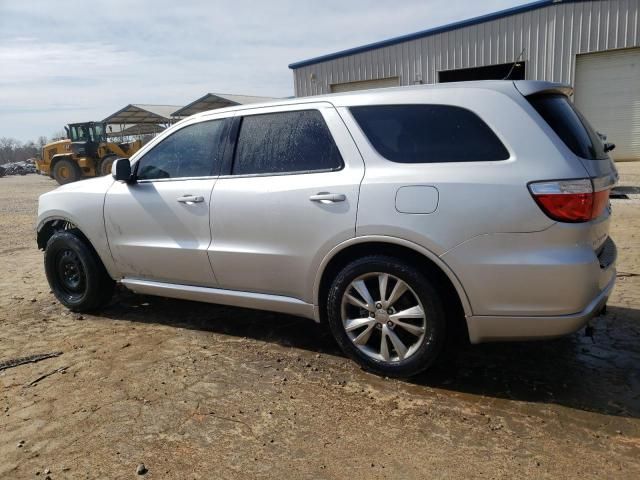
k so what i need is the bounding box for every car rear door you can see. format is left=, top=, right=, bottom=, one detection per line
left=208, top=103, right=364, bottom=303
left=104, top=115, right=230, bottom=287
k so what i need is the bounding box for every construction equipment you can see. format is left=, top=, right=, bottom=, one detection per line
left=37, top=122, right=143, bottom=184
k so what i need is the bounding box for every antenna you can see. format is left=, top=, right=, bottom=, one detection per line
left=503, top=48, right=526, bottom=80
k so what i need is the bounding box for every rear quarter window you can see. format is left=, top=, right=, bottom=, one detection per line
left=350, top=104, right=509, bottom=163
left=527, top=94, right=608, bottom=160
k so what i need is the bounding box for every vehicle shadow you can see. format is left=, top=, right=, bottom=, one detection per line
left=413, top=304, right=640, bottom=419
left=100, top=289, right=341, bottom=355
left=98, top=291, right=640, bottom=419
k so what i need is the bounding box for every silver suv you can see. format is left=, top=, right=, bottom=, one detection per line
left=37, top=81, right=617, bottom=377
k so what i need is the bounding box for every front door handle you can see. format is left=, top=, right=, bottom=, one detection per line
left=309, top=192, right=346, bottom=203
left=177, top=195, right=204, bottom=204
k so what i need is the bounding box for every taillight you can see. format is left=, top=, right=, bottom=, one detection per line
left=528, top=178, right=611, bottom=223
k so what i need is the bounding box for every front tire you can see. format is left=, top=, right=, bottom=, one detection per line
left=44, top=230, right=115, bottom=312
left=52, top=158, right=81, bottom=184
left=327, top=255, right=446, bottom=378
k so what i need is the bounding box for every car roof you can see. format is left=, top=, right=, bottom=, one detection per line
left=191, top=80, right=571, bottom=120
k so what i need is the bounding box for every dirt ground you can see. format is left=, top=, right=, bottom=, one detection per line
left=1, top=167, right=639, bottom=479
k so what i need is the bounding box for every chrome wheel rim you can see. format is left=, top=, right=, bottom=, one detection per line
left=340, top=272, right=429, bottom=363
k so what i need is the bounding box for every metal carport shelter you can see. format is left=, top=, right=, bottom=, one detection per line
left=105, top=123, right=166, bottom=138
left=172, top=93, right=274, bottom=117
left=102, top=104, right=183, bottom=126
left=102, top=104, right=182, bottom=142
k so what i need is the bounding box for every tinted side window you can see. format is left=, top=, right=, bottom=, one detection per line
left=527, top=94, right=607, bottom=160
left=137, top=120, right=227, bottom=180
left=232, top=110, right=343, bottom=175
left=350, top=105, right=509, bottom=163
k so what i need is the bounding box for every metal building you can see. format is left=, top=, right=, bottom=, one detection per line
left=289, top=0, right=640, bottom=160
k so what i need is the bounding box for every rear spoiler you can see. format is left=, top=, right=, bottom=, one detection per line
left=513, top=81, right=573, bottom=97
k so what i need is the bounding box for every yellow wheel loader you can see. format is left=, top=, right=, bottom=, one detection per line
left=37, top=122, right=143, bottom=184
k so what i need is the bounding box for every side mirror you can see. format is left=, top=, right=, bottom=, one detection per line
left=112, top=158, right=133, bottom=182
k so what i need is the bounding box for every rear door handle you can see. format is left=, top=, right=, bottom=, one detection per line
left=177, top=195, right=204, bottom=204
left=309, top=192, right=346, bottom=203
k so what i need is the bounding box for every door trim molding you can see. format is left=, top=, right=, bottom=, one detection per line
left=121, top=278, right=316, bottom=320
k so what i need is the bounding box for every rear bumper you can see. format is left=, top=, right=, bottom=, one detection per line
left=466, top=272, right=615, bottom=343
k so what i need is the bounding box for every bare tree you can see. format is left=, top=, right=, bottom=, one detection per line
left=51, top=130, right=67, bottom=141
left=0, top=137, right=41, bottom=164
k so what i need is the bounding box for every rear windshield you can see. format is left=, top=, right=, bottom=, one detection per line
left=527, top=94, right=608, bottom=160
left=350, top=105, right=509, bottom=163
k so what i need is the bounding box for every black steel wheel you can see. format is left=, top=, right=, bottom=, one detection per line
left=54, top=248, right=86, bottom=301
left=44, top=229, right=114, bottom=311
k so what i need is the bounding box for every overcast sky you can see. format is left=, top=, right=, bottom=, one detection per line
left=0, top=0, right=529, bottom=141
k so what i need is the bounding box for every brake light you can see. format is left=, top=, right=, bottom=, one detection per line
left=528, top=178, right=611, bottom=223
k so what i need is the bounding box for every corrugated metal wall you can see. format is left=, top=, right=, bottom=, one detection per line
left=292, top=0, right=640, bottom=96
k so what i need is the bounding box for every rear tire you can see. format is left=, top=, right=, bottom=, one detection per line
left=52, top=158, right=81, bottom=184
left=327, top=255, right=447, bottom=378
left=44, top=230, right=115, bottom=312
left=99, top=155, right=117, bottom=176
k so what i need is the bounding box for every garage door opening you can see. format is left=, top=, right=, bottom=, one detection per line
left=438, top=62, right=526, bottom=83
left=574, top=48, right=640, bottom=162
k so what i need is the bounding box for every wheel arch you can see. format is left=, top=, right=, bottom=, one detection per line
left=314, top=236, right=472, bottom=338
left=37, top=216, right=93, bottom=251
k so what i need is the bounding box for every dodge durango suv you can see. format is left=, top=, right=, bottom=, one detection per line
left=37, top=81, right=617, bottom=377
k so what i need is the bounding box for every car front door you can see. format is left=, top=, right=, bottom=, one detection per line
left=104, top=115, right=230, bottom=287
left=208, top=103, right=365, bottom=303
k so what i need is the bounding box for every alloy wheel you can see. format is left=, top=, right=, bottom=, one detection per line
left=340, top=272, right=429, bottom=363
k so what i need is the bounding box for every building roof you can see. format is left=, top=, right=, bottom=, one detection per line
left=102, top=104, right=183, bottom=124
left=172, top=93, right=276, bottom=117
left=289, top=0, right=574, bottom=69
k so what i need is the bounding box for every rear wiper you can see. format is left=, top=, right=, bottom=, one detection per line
left=596, top=132, right=615, bottom=153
